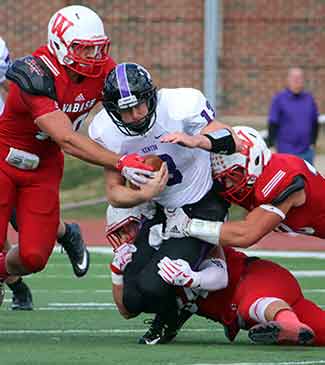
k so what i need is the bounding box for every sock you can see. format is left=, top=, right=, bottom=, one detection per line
left=0, top=252, right=10, bottom=281
left=57, top=223, right=71, bottom=244
left=274, top=309, right=313, bottom=342
left=7, top=277, right=24, bottom=293
left=274, top=309, right=302, bottom=326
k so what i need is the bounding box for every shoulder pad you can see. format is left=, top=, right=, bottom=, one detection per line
left=272, top=175, right=305, bottom=205
left=159, top=88, right=206, bottom=121
left=6, top=56, right=57, bottom=100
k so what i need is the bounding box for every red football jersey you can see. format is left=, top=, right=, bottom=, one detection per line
left=196, top=247, right=247, bottom=325
left=240, top=153, right=325, bottom=238
left=0, top=45, right=116, bottom=159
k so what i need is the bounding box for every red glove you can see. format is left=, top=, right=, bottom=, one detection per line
left=116, top=153, right=155, bottom=172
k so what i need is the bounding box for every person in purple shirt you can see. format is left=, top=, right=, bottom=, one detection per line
left=267, top=67, right=319, bottom=165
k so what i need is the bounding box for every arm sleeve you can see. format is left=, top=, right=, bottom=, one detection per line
left=196, top=258, right=228, bottom=291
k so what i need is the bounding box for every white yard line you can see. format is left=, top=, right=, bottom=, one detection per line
left=291, top=271, right=325, bottom=277
left=191, top=362, right=325, bottom=365
left=33, top=271, right=325, bottom=279
left=55, top=246, right=325, bottom=258
left=0, top=328, right=223, bottom=335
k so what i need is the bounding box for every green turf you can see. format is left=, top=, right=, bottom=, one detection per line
left=1, top=253, right=325, bottom=365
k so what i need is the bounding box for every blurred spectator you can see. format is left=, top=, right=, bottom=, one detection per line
left=0, top=37, right=10, bottom=115
left=267, top=67, right=319, bottom=165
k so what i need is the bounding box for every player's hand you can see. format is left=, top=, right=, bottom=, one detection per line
left=117, top=153, right=155, bottom=186
left=162, top=207, right=191, bottom=239
left=110, top=243, right=137, bottom=275
left=158, top=256, right=199, bottom=288
left=160, top=132, right=200, bottom=148
left=138, top=162, right=169, bottom=200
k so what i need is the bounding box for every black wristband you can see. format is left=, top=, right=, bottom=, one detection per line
left=204, top=129, right=236, bottom=154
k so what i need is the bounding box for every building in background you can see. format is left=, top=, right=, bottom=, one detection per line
left=1, top=1, right=324, bottom=125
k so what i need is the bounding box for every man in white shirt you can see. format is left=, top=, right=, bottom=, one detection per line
left=89, top=62, right=241, bottom=344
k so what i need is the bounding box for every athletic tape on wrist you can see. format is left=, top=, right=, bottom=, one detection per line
left=111, top=271, right=123, bottom=285
left=188, top=219, right=222, bottom=245
left=259, top=204, right=286, bottom=220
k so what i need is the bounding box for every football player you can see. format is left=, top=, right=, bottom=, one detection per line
left=0, top=37, right=34, bottom=309
left=158, top=247, right=325, bottom=346
left=89, top=62, right=243, bottom=343
left=161, top=126, right=325, bottom=248
left=107, top=204, right=325, bottom=346
left=0, top=6, right=153, bottom=299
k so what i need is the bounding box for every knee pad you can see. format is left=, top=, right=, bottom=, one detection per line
left=247, top=297, right=287, bottom=324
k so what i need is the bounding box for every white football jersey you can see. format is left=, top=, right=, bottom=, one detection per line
left=0, top=37, right=10, bottom=115
left=89, top=88, right=216, bottom=209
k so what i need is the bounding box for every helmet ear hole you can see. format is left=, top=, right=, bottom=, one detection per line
left=255, top=156, right=260, bottom=165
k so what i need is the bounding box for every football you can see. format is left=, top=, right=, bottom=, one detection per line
left=126, top=154, right=163, bottom=189
left=143, top=154, right=163, bottom=171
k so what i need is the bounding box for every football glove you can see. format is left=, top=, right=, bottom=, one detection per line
left=110, top=243, right=137, bottom=276
left=157, top=256, right=200, bottom=288
left=116, top=153, right=155, bottom=186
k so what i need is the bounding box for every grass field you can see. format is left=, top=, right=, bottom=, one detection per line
left=2, top=250, right=325, bottom=365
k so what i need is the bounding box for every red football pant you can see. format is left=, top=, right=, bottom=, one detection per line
left=0, top=152, right=63, bottom=273
left=234, top=259, right=325, bottom=345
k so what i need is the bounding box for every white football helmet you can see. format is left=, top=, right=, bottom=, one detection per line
left=105, top=202, right=156, bottom=250
left=47, top=5, right=110, bottom=77
left=211, top=126, right=272, bottom=203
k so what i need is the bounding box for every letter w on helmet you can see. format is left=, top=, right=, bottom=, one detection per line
left=47, top=5, right=110, bottom=77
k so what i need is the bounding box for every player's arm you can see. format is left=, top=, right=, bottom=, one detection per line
left=220, top=176, right=306, bottom=247
left=164, top=177, right=306, bottom=248
left=160, top=118, right=241, bottom=154
left=112, top=283, right=136, bottom=319
left=6, top=56, right=155, bottom=177
left=36, top=110, right=122, bottom=167
left=105, top=164, right=168, bottom=208
left=110, top=244, right=138, bottom=319
left=158, top=246, right=228, bottom=291
left=160, top=122, right=240, bottom=154
left=219, top=205, right=285, bottom=248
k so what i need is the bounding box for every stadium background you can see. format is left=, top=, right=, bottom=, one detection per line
left=3, top=0, right=325, bottom=246
left=2, top=0, right=325, bottom=120
left=1, top=2, right=325, bottom=363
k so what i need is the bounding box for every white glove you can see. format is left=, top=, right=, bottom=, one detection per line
left=110, top=243, right=137, bottom=275
left=157, top=256, right=200, bottom=288
left=121, top=166, right=155, bottom=187
left=163, top=208, right=191, bottom=239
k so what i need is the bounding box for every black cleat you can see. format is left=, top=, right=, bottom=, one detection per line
left=58, top=223, right=90, bottom=278
left=11, top=281, right=33, bottom=311
left=248, top=321, right=315, bottom=345
left=138, top=315, right=178, bottom=345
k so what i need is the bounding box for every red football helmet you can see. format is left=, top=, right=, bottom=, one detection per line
left=47, top=5, right=110, bottom=77
left=211, top=126, right=272, bottom=203
left=105, top=203, right=156, bottom=251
